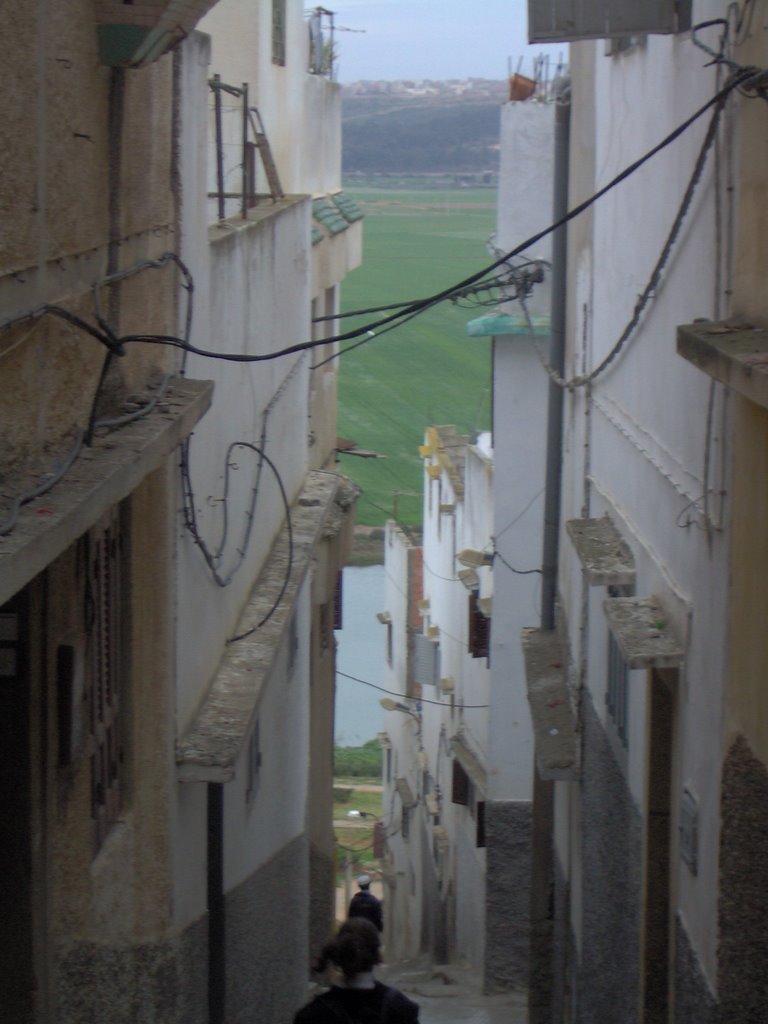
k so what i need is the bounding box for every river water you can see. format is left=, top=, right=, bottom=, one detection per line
left=334, top=563, right=386, bottom=746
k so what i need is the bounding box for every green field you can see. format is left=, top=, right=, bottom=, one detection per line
left=337, top=188, right=497, bottom=527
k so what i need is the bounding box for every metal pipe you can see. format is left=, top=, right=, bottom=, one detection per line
left=539, top=79, right=571, bottom=631
left=213, top=75, right=225, bottom=222
left=241, top=82, right=248, bottom=220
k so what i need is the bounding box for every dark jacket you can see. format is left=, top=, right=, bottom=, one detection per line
left=348, top=890, right=383, bottom=932
left=293, top=981, right=419, bottom=1024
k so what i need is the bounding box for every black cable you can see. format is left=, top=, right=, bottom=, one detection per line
left=336, top=669, right=488, bottom=708
left=5, top=69, right=755, bottom=373
left=227, top=443, right=293, bottom=643
left=119, top=69, right=753, bottom=367
left=493, top=550, right=542, bottom=577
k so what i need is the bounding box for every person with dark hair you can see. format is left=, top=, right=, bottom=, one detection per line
left=293, top=918, right=419, bottom=1023
left=348, top=874, right=383, bottom=932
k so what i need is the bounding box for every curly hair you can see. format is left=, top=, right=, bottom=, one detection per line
left=314, top=918, right=382, bottom=979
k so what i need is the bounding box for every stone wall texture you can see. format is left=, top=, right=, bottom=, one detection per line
left=226, top=834, right=310, bottom=1024
left=576, top=695, right=642, bottom=1024
left=57, top=916, right=207, bottom=1024
left=717, top=734, right=768, bottom=1023
left=484, top=799, right=531, bottom=991
left=674, top=915, right=716, bottom=1024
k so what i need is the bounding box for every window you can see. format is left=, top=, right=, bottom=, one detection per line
left=528, top=0, right=691, bottom=42
left=413, top=633, right=439, bottom=687
left=452, top=759, right=470, bottom=806
left=476, top=801, right=486, bottom=848
left=468, top=594, right=490, bottom=659
left=402, top=804, right=410, bottom=839
left=86, top=509, right=124, bottom=851
left=606, top=631, right=629, bottom=747
left=272, top=0, right=286, bottom=65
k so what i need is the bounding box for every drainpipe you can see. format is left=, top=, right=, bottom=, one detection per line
left=540, top=77, right=571, bottom=631
left=529, top=77, right=570, bottom=1024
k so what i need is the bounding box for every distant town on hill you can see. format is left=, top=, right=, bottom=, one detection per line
left=341, top=78, right=508, bottom=182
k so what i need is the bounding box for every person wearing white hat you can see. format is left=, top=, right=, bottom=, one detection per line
left=347, top=873, right=383, bottom=932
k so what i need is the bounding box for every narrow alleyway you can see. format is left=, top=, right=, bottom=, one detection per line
left=380, top=961, right=527, bottom=1024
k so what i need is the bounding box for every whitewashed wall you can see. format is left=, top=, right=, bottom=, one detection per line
left=560, top=12, right=733, bottom=987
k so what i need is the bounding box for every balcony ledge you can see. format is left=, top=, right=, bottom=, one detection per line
left=450, top=730, right=488, bottom=792
left=603, top=595, right=685, bottom=670
left=176, top=470, right=342, bottom=782
left=522, top=627, right=579, bottom=781
left=566, top=515, right=635, bottom=587
left=678, top=320, right=768, bottom=411
left=0, top=377, right=213, bottom=606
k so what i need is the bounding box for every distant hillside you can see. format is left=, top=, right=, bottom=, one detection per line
left=341, top=79, right=506, bottom=176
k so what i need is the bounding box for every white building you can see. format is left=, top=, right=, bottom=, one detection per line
left=519, top=2, right=768, bottom=1021
left=378, top=90, right=557, bottom=988
left=0, top=2, right=359, bottom=1021
left=379, top=427, right=492, bottom=969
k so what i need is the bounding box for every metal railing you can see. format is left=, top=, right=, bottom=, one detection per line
left=208, top=76, right=284, bottom=223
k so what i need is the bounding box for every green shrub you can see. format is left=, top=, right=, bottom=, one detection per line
left=334, top=739, right=383, bottom=779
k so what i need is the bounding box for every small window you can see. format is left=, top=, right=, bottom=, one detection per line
left=272, top=0, right=286, bottom=65
left=452, top=759, right=470, bottom=806
left=468, top=594, right=490, bottom=660
left=476, top=801, right=486, bottom=848
left=606, top=631, right=629, bottom=748
left=413, top=634, right=439, bottom=687
left=86, top=509, right=125, bottom=852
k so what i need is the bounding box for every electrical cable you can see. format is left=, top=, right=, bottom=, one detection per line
left=493, top=549, right=542, bottom=577
left=227, top=442, right=293, bottom=643
left=2, top=68, right=757, bottom=373
left=337, top=669, right=488, bottom=708
left=0, top=430, right=84, bottom=536
left=494, top=487, right=545, bottom=540
left=533, top=70, right=748, bottom=391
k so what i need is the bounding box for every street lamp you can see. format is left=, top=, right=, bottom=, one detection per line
left=379, top=697, right=420, bottom=722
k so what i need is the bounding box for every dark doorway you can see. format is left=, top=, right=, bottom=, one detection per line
left=643, top=668, right=677, bottom=1022
left=0, top=595, right=34, bottom=1021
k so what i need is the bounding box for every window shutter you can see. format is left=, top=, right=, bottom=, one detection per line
left=527, top=0, right=691, bottom=43
left=413, top=633, right=439, bottom=687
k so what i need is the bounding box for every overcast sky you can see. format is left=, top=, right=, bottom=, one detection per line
left=330, top=0, right=565, bottom=83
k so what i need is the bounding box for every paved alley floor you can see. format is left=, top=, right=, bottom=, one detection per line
left=380, top=961, right=528, bottom=1024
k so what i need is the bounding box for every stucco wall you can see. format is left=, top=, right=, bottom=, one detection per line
left=174, top=198, right=312, bottom=736
left=1, top=1, right=179, bottom=475
left=198, top=0, right=341, bottom=199
left=226, top=834, right=310, bottom=1024
left=490, top=340, right=547, bottom=799
left=576, top=695, right=642, bottom=1024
